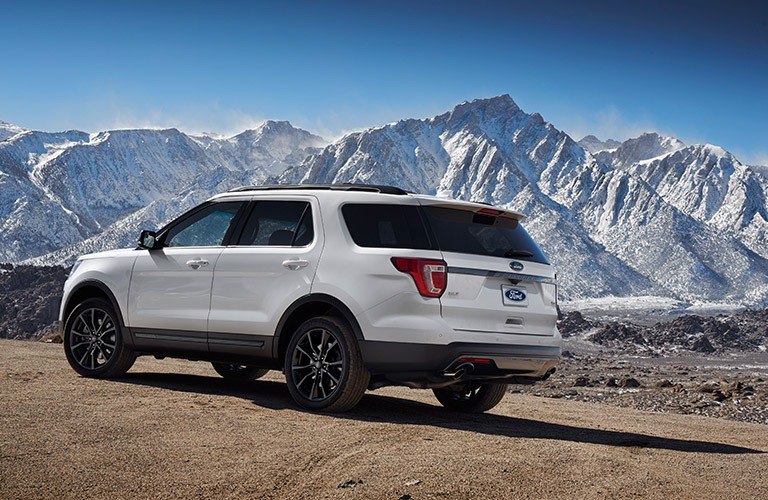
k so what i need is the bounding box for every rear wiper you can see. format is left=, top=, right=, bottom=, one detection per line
left=504, top=249, right=534, bottom=258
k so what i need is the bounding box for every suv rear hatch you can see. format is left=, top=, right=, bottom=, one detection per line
left=420, top=203, right=558, bottom=336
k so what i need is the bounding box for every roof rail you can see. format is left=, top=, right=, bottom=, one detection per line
left=228, top=183, right=410, bottom=195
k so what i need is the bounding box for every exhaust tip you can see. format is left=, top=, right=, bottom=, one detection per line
left=541, top=367, right=557, bottom=381
left=441, top=362, right=475, bottom=379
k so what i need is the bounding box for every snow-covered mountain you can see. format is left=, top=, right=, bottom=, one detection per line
left=0, top=120, right=27, bottom=142
left=578, top=135, right=621, bottom=154
left=281, top=95, right=768, bottom=305
left=3, top=96, right=767, bottom=306
left=0, top=121, right=324, bottom=262
left=594, top=132, right=685, bottom=170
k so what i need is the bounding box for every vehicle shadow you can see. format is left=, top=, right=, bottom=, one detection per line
left=112, top=372, right=764, bottom=455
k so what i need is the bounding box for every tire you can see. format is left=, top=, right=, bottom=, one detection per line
left=433, top=382, right=508, bottom=413
left=284, top=316, right=370, bottom=412
left=211, top=362, right=269, bottom=381
left=63, top=298, right=136, bottom=378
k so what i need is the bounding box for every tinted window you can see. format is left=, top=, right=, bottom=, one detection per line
left=237, top=201, right=313, bottom=246
left=164, top=202, right=243, bottom=247
left=423, top=206, right=549, bottom=264
left=342, top=204, right=434, bottom=249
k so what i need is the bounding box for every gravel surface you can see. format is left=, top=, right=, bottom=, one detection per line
left=2, top=340, right=767, bottom=499
left=517, top=350, right=768, bottom=425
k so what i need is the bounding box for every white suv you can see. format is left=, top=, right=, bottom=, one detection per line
left=61, top=184, right=561, bottom=412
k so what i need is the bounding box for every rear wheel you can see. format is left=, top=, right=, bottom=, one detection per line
left=285, top=316, right=369, bottom=412
left=211, top=363, right=269, bottom=381
left=63, top=298, right=136, bottom=378
left=433, top=382, right=507, bottom=413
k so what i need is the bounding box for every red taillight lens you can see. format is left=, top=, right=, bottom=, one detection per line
left=477, top=207, right=503, bottom=215
left=390, top=257, right=447, bottom=298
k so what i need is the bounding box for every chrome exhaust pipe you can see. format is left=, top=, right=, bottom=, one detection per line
left=441, top=362, right=474, bottom=379
left=540, top=367, right=557, bottom=381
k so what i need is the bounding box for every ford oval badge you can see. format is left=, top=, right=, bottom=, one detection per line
left=505, top=288, right=527, bottom=302
left=510, top=261, right=524, bottom=271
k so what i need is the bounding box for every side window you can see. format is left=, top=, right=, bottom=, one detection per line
left=164, top=202, right=243, bottom=248
left=341, top=204, right=434, bottom=249
left=236, top=201, right=314, bottom=246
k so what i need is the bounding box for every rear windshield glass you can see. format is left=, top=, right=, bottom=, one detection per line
left=342, top=204, right=435, bottom=250
left=422, top=206, right=549, bottom=264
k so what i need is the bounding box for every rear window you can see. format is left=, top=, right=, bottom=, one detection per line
left=342, top=204, right=435, bottom=250
left=422, top=206, right=549, bottom=264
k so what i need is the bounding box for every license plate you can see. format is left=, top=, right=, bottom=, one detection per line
left=501, top=285, right=528, bottom=306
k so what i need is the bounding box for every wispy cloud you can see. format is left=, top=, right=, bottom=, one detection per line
left=560, top=105, right=666, bottom=143
left=90, top=100, right=267, bottom=138
left=738, top=151, right=768, bottom=168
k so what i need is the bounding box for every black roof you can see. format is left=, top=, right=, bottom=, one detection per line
left=228, top=183, right=409, bottom=195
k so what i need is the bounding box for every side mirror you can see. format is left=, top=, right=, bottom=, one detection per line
left=138, top=230, right=159, bottom=250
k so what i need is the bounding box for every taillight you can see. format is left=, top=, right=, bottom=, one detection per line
left=390, top=257, right=447, bottom=298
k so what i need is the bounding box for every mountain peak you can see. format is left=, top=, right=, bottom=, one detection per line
left=233, top=121, right=325, bottom=146
left=578, top=135, right=621, bottom=154
left=597, top=132, right=686, bottom=169
left=465, top=94, right=520, bottom=112
left=258, top=119, right=294, bottom=131
left=0, top=120, right=28, bottom=141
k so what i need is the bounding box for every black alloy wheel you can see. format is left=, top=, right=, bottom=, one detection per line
left=63, top=298, right=136, bottom=378
left=285, top=316, right=369, bottom=412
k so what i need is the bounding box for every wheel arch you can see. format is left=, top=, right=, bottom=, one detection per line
left=273, top=294, right=363, bottom=365
left=63, top=280, right=131, bottom=345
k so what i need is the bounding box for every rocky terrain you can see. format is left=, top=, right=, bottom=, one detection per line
left=0, top=264, right=67, bottom=340
left=517, top=350, right=768, bottom=425
left=559, top=309, right=768, bottom=355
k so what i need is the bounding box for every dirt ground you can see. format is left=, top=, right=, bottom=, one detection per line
left=1, top=340, right=767, bottom=500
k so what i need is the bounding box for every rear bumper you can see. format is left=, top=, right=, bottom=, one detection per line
left=359, top=340, right=560, bottom=388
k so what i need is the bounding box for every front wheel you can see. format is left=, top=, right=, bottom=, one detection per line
left=63, top=298, right=136, bottom=378
left=285, top=316, right=370, bottom=412
left=433, top=382, right=508, bottom=413
left=211, top=363, right=269, bottom=381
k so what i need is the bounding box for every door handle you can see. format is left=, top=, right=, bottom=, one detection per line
left=186, top=259, right=209, bottom=269
left=282, top=259, right=309, bottom=270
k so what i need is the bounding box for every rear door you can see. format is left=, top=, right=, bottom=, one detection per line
left=207, top=196, right=323, bottom=356
left=421, top=205, right=558, bottom=336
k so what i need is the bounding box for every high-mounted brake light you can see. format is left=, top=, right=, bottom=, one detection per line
left=390, top=257, right=447, bottom=298
left=477, top=208, right=503, bottom=215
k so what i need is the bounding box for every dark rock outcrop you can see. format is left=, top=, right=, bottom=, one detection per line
left=0, top=264, right=68, bottom=340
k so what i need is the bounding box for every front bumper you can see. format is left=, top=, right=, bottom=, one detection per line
left=359, top=340, right=560, bottom=388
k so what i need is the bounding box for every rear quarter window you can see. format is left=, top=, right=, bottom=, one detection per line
left=341, top=204, right=435, bottom=250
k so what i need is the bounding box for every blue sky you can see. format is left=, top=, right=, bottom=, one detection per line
left=1, top=0, right=766, bottom=164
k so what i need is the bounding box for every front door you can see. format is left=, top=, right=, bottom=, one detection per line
left=128, top=201, right=247, bottom=351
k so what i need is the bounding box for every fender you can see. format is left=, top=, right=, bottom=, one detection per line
left=272, top=293, right=364, bottom=360
left=63, top=280, right=135, bottom=347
